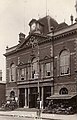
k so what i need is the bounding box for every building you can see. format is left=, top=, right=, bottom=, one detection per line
left=0, top=70, right=6, bottom=107
left=0, top=70, right=2, bottom=81
left=4, top=9, right=77, bottom=108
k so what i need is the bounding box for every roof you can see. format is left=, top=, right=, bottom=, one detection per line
left=47, top=94, right=77, bottom=100
left=48, top=22, right=77, bottom=37
left=38, top=15, right=58, bottom=35
left=55, top=22, right=68, bottom=31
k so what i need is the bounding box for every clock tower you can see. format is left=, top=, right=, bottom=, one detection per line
left=29, top=19, right=43, bottom=34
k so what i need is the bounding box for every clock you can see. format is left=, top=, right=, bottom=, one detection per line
left=31, top=23, right=36, bottom=31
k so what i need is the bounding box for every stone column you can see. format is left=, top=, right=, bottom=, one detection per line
left=17, top=89, right=19, bottom=107
left=51, top=86, right=54, bottom=95
left=28, top=88, right=30, bottom=108
left=24, top=88, right=27, bottom=108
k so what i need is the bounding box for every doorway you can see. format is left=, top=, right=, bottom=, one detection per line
left=19, top=88, right=25, bottom=107
left=29, top=87, right=38, bottom=108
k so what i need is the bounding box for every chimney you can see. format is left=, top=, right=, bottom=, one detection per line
left=19, top=33, right=25, bottom=43
left=70, top=15, right=73, bottom=25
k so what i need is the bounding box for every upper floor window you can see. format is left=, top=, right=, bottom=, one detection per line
left=41, top=62, right=53, bottom=78
left=17, top=68, right=26, bottom=81
left=41, top=64, right=44, bottom=78
left=20, top=68, right=25, bottom=80
left=10, top=63, right=16, bottom=81
left=60, top=50, right=70, bottom=75
left=45, top=63, right=51, bottom=77
left=31, top=58, right=38, bottom=79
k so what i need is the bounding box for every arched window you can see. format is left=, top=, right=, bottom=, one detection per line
left=10, top=63, right=16, bottom=81
left=31, top=58, right=38, bottom=79
left=59, top=87, right=68, bottom=95
left=60, top=50, right=70, bottom=75
left=10, top=91, right=15, bottom=98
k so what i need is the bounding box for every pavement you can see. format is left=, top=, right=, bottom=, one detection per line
left=0, top=109, right=77, bottom=120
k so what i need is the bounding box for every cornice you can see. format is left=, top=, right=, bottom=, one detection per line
left=54, top=29, right=77, bottom=40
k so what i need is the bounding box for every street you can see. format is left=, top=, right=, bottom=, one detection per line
left=0, top=116, right=32, bottom=120
left=0, top=116, right=39, bottom=120
left=0, top=110, right=77, bottom=120
left=0, top=115, right=53, bottom=120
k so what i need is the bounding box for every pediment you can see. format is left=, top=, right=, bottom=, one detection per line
left=16, top=34, right=39, bottom=51
left=16, top=33, right=48, bottom=51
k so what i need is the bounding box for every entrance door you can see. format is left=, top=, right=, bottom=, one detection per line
left=29, top=87, right=38, bottom=108
left=19, top=88, right=25, bottom=107
left=43, top=86, right=51, bottom=108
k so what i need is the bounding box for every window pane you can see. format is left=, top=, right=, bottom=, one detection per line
left=31, top=58, right=38, bottom=79
left=10, top=64, right=15, bottom=81
left=51, top=62, right=53, bottom=76
left=28, top=67, right=30, bottom=80
left=60, top=50, right=70, bottom=75
left=45, top=63, right=50, bottom=76
left=20, top=68, right=25, bottom=80
left=24, top=68, right=26, bottom=80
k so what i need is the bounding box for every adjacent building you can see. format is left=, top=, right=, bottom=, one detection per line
left=4, top=12, right=77, bottom=108
left=0, top=70, right=6, bottom=107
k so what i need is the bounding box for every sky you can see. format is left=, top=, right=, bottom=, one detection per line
left=0, top=0, right=76, bottom=81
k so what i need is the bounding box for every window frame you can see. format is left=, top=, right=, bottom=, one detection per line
left=31, top=58, right=38, bottom=79
left=59, top=50, right=70, bottom=76
left=10, top=63, right=16, bottom=82
left=44, top=62, right=53, bottom=78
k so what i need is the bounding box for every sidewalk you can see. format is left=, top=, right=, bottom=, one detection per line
left=0, top=110, right=77, bottom=120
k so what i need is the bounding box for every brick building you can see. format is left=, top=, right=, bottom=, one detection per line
left=4, top=14, right=77, bottom=108
left=0, top=70, right=2, bottom=81
left=0, top=70, right=6, bottom=107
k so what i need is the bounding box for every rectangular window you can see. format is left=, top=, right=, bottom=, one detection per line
left=51, top=62, right=53, bottom=76
left=20, top=68, right=25, bottom=80
left=17, top=69, right=20, bottom=81
left=45, top=63, right=51, bottom=77
left=27, top=67, right=30, bottom=80
left=24, top=68, right=26, bottom=80
left=11, top=68, right=15, bottom=81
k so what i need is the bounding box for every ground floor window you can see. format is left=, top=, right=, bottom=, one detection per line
left=59, top=87, right=68, bottom=95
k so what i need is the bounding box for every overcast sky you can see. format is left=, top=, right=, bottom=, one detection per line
left=0, top=0, right=76, bottom=81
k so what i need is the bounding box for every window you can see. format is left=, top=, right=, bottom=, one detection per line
left=60, top=50, right=70, bottom=75
left=31, top=58, right=38, bottom=79
left=59, top=88, right=68, bottom=95
left=19, top=68, right=26, bottom=80
left=27, top=66, right=31, bottom=80
left=41, top=64, right=43, bottom=78
left=10, top=63, right=16, bottom=81
left=10, top=91, right=15, bottom=98
left=51, top=62, right=53, bottom=76
left=20, top=68, right=25, bottom=80
left=45, top=63, right=51, bottom=77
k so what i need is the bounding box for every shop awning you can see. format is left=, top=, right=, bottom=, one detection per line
left=47, top=94, right=77, bottom=100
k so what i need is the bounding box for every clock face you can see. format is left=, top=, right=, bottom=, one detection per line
left=31, top=23, right=36, bottom=30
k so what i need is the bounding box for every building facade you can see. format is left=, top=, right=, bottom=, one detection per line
left=0, top=70, right=6, bottom=107
left=4, top=15, right=77, bottom=108
left=0, top=70, right=2, bottom=81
